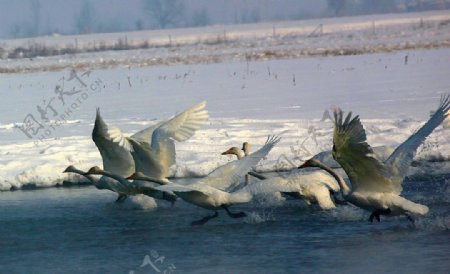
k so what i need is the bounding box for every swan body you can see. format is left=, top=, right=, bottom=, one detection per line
left=222, top=143, right=340, bottom=209
left=130, top=136, right=280, bottom=225
left=301, top=95, right=449, bottom=222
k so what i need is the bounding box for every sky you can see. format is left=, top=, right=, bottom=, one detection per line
left=0, top=0, right=448, bottom=39
left=0, top=0, right=326, bottom=38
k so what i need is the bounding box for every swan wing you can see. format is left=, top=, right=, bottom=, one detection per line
left=332, top=109, right=397, bottom=193
left=151, top=101, right=209, bottom=145
left=135, top=101, right=208, bottom=177
left=91, top=108, right=134, bottom=177
left=385, top=94, right=450, bottom=183
left=128, top=138, right=173, bottom=179
left=205, top=135, right=280, bottom=190
left=130, top=121, right=164, bottom=145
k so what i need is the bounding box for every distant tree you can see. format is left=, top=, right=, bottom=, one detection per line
left=29, top=0, right=41, bottom=36
left=75, top=0, right=95, bottom=34
left=142, top=0, right=184, bottom=29
left=327, top=0, right=346, bottom=16
left=135, top=19, right=144, bottom=30
left=360, top=0, right=397, bottom=14
left=191, top=8, right=210, bottom=27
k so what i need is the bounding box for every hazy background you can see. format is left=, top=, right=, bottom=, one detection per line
left=0, top=0, right=449, bottom=39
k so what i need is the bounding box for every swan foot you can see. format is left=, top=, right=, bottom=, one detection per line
left=191, top=212, right=219, bottom=226
left=368, top=208, right=391, bottom=223
left=116, top=194, right=128, bottom=203
left=222, top=205, right=247, bottom=218
left=163, top=192, right=177, bottom=204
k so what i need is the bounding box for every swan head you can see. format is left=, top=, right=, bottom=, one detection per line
left=221, top=147, right=241, bottom=156
left=85, top=166, right=103, bottom=175
left=63, top=165, right=77, bottom=173
left=298, top=158, right=321, bottom=169
left=242, top=142, right=250, bottom=153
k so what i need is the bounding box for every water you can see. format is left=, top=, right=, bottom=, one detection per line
left=0, top=177, right=449, bottom=274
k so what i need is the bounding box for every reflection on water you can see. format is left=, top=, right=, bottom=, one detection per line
left=0, top=177, right=449, bottom=273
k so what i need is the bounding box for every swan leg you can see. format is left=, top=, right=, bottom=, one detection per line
left=222, top=205, right=247, bottom=218
left=404, top=213, right=415, bottom=223
left=191, top=211, right=219, bottom=226
left=329, top=190, right=347, bottom=205
left=116, top=194, right=128, bottom=203
left=369, top=211, right=380, bottom=222
left=368, top=208, right=391, bottom=223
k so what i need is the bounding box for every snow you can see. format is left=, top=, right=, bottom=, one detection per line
left=0, top=46, right=449, bottom=191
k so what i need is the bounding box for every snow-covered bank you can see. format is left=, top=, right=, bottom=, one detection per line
left=0, top=117, right=449, bottom=191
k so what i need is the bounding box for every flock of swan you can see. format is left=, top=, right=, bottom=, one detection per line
left=64, top=95, right=450, bottom=225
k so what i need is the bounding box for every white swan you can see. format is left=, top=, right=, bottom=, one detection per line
left=300, top=94, right=450, bottom=222
left=91, top=101, right=208, bottom=200
left=222, top=143, right=341, bottom=209
left=84, top=166, right=177, bottom=203
left=129, top=136, right=280, bottom=225
left=63, top=165, right=117, bottom=190
left=221, top=143, right=265, bottom=181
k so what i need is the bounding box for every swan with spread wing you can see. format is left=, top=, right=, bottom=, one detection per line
left=300, top=94, right=450, bottom=222
left=64, top=102, right=208, bottom=202
left=129, top=136, right=280, bottom=225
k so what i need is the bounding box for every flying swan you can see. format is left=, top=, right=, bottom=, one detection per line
left=299, top=94, right=450, bottom=222
left=129, top=136, right=280, bottom=225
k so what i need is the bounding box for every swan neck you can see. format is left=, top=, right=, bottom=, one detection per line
left=316, top=162, right=350, bottom=196
left=135, top=174, right=167, bottom=185
left=99, top=170, right=126, bottom=183
left=68, top=168, right=98, bottom=185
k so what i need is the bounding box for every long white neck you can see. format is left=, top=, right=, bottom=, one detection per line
left=132, top=174, right=169, bottom=186
left=315, top=162, right=351, bottom=197
left=243, top=143, right=250, bottom=157
left=67, top=167, right=99, bottom=185
left=97, top=170, right=128, bottom=184
left=234, top=149, right=244, bottom=159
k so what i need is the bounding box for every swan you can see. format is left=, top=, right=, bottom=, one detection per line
left=84, top=166, right=177, bottom=204
left=221, top=143, right=342, bottom=209
left=299, top=94, right=450, bottom=222
left=129, top=136, right=280, bottom=225
left=91, top=101, right=208, bottom=201
left=63, top=165, right=118, bottom=190
left=221, top=143, right=266, bottom=181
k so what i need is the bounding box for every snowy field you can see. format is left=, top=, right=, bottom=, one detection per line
left=1, top=10, right=450, bottom=73
left=0, top=47, right=449, bottom=191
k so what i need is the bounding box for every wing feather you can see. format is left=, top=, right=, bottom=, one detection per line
left=332, top=109, right=398, bottom=193
left=385, top=94, right=450, bottom=182
left=91, top=108, right=134, bottom=177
